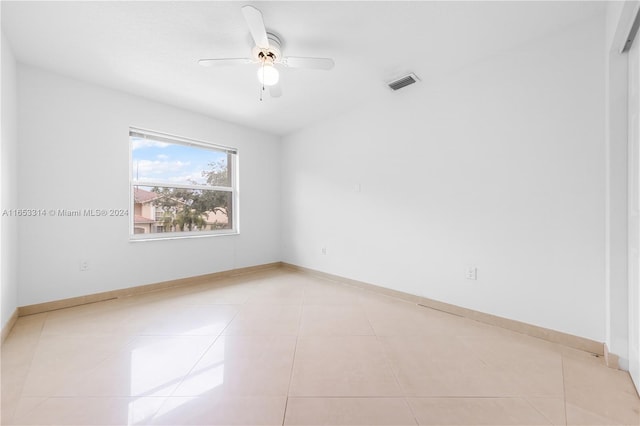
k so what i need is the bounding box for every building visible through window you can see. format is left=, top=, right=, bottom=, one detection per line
left=130, top=128, right=238, bottom=239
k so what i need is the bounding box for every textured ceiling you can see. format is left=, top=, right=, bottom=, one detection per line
left=1, top=1, right=604, bottom=136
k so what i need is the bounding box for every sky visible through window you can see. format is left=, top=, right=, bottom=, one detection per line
left=131, top=137, right=227, bottom=187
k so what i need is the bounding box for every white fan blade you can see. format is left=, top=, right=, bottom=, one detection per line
left=283, top=57, right=335, bottom=70
left=269, top=82, right=282, bottom=98
left=241, top=5, right=269, bottom=49
left=198, top=58, right=253, bottom=67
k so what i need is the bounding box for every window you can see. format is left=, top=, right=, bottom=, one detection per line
left=129, top=128, right=238, bottom=240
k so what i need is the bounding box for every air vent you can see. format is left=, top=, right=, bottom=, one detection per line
left=387, top=73, right=420, bottom=91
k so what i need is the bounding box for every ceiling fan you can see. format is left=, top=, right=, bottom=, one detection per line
left=198, top=5, right=335, bottom=99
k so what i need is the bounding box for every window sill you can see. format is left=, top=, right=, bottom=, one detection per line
left=129, top=230, right=239, bottom=242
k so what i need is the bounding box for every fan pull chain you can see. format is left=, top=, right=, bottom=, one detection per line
left=259, top=61, right=265, bottom=101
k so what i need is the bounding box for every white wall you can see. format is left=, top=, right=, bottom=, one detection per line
left=1, top=31, right=19, bottom=329
left=17, top=65, right=281, bottom=306
left=282, top=14, right=606, bottom=341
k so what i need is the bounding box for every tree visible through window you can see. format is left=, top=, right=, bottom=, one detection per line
left=130, top=128, right=238, bottom=239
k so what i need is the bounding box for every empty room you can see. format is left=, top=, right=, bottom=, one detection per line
left=1, top=1, right=640, bottom=425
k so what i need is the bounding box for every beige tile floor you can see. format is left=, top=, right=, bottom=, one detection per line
left=2, top=269, right=639, bottom=425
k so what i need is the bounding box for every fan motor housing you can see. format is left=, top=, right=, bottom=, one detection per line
left=253, top=33, right=282, bottom=63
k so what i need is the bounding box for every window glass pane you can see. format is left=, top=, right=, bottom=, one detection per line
left=131, top=136, right=231, bottom=187
left=133, top=186, right=232, bottom=235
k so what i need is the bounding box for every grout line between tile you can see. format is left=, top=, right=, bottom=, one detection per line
left=364, top=295, right=411, bottom=402
left=156, top=305, right=243, bottom=416
left=8, top=395, right=51, bottom=424
left=139, top=302, right=254, bottom=419
left=281, top=287, right=304, bottom=426
left=284, top=395, right=409, bottom=398
left=402, top=397, right=421, bottom=426
left=523, top=397, right=557, bottom=426
left=561, top=351, right=569, bottom=426
left=375, top=333, right=408, bottom=397
left=11, top=313, right=49, bottom=408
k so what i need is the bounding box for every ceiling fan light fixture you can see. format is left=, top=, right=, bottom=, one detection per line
left=198, top=6, right=334, bottom=98
left=257, top=62, right=279, bottom=86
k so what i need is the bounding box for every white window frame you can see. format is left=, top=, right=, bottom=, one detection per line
left=129, top=127, right=239, bottom=241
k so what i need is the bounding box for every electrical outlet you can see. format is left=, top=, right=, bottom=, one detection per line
left=321, top=247, right=327, bottom=255
left=466, top=266, right=477, bottom=280
left=80, top=260, right=89, bottom=271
